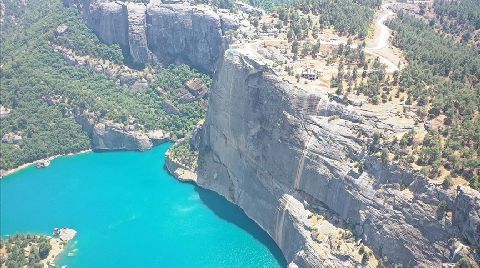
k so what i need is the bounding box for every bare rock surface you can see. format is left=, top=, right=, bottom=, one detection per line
left=2, top=132, right=22, bottom=144
left=63, top=0, right=236, bottom=73
left=74, top=110, right=170, bottom=151
left=185, top=78, right=208, bottom=98
left=196, top=49, right=480, bottom=267
left=127, top=2, right=150, bottom=64
left=0, top=105, right=12, bottom=120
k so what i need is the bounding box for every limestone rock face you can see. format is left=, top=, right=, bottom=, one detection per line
left=64, top=0, right=130, bottom=47
left=147, top=4, right=225, bottom=72
left=63, top=0, right=234, bottom=73
left=92, top=122, right=152, bottom=151
left=197, top=50, right=480, bottom=267
left=127, top=3, right=150, bottom=65
left=74, top=111, right=170, bottom=151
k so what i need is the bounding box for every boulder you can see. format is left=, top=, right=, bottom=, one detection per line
left=160, top=100, right=179, bottom=114
left=129, top=79, right=149, bottom=92
left=56, top=24, right=68, bottom=35
left=0, top=105, right=11, bottom=120
left=2, top=132, right=22, bottom=144
left=175, top=88, right=195, bottom=103
left=185, top=78, right=208, bottom=98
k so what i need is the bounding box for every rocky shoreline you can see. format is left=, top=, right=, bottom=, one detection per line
left=164, top=138, right=199, bottom=183
left=0, top=228, right=77, bottom=267
left=165, top=150, right=197, bottom=183
left=74, top=110, right=172, bottom=152
left=0, top=150, right=92, bottom=179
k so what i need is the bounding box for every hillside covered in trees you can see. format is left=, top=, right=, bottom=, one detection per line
left=0, top=234, right=54, bottom=268
left=388, top=12, right=480, bottom=190
left=0, top=0, right=209, bottom=170
left=432, top=0, right=480, bottom=49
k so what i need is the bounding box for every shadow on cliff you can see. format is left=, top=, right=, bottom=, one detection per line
left=193, top=186, right=287, bottom=267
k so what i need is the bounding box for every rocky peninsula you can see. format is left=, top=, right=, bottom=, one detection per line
left=0, top=228, right=77, bottom=267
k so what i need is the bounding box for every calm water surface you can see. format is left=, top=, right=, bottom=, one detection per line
left=0, top=143, right=285, bottom=267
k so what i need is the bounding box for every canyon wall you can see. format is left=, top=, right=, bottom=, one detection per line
left=63, top=0, right=233, bottom=73
left=75, top=111, right=169, bottom=151
left=66, top=1, right=480, bottom=265
left=195, top=49, right=480, bottom=267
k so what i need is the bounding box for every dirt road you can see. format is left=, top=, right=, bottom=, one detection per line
left=365, top=3, right=401, bottom=72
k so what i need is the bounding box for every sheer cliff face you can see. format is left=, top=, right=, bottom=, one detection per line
left=63, top=0, right=228, bottom=73
left=197, top=50, right=480, bottom=267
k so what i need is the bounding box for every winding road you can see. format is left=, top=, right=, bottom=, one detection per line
left=367, top=3, right=395, bottom=50
left=365, top=2, right=401, bottom=72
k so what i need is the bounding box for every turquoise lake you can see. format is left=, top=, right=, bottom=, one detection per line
left=0, top=143, right=286, bottom=267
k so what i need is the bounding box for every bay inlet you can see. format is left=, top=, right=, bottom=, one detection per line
left=0, top=143, right=286, bottom=267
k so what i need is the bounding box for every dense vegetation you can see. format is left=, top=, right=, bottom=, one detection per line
left=0, top=234, right=53, bottom=268
left=388, top=13, right=479, bottom=189
left=275, top=0, right=377, bottom=38
left=391, top=13, right=480, bottom=83
left=0, top=0, right=209, bottom=170
left=169, top=138, right=199, bottom=171
left=206, top=0, right=378, bottom=37
left=432, top=0, right=480, bottom=49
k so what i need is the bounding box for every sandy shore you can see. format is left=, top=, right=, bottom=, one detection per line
left=1, top=229, right=77, bottom=268
left=43, top=228, right=77, bottom=266
left=43, top=236, right=65, bottom=267
left=0, top=149, right=92, bottom=178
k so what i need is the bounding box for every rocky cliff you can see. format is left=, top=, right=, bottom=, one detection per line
left=63, top=0, right=234, bottom=73
left=195, top=49, right=480, bottom=267
left=75, top=110, right=170, bottom=151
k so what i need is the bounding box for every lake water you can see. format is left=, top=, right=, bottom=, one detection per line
left=0, top=143, right=286, bottom=267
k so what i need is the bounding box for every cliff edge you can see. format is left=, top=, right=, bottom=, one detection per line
left=195, top=49, right=480, bottom=267
left=63, top=0, right=234, bottom=73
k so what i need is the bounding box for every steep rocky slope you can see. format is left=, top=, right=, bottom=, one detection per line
left=63, top=0, right=234, bottom=73
left=75, top=110, right=169, bottom=151
left=66, top=0, right=480, bottom=266
left=194, top=49, right=480, bottom=267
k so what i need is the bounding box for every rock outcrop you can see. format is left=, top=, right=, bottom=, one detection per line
left=2, top=132, right=22, bottom=144
left=185, top=78, right=208, bottom=98
left=195, top=49, right=480, bottom=267
left=75, top=110, right=170, bottom=151
left=63, top=0, right=236, bottom=73
left=65, top=0, right=480, bottom=266
left=0, top=105, right=12, bottom=120
left=165, top=146, right=198, bottom=182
